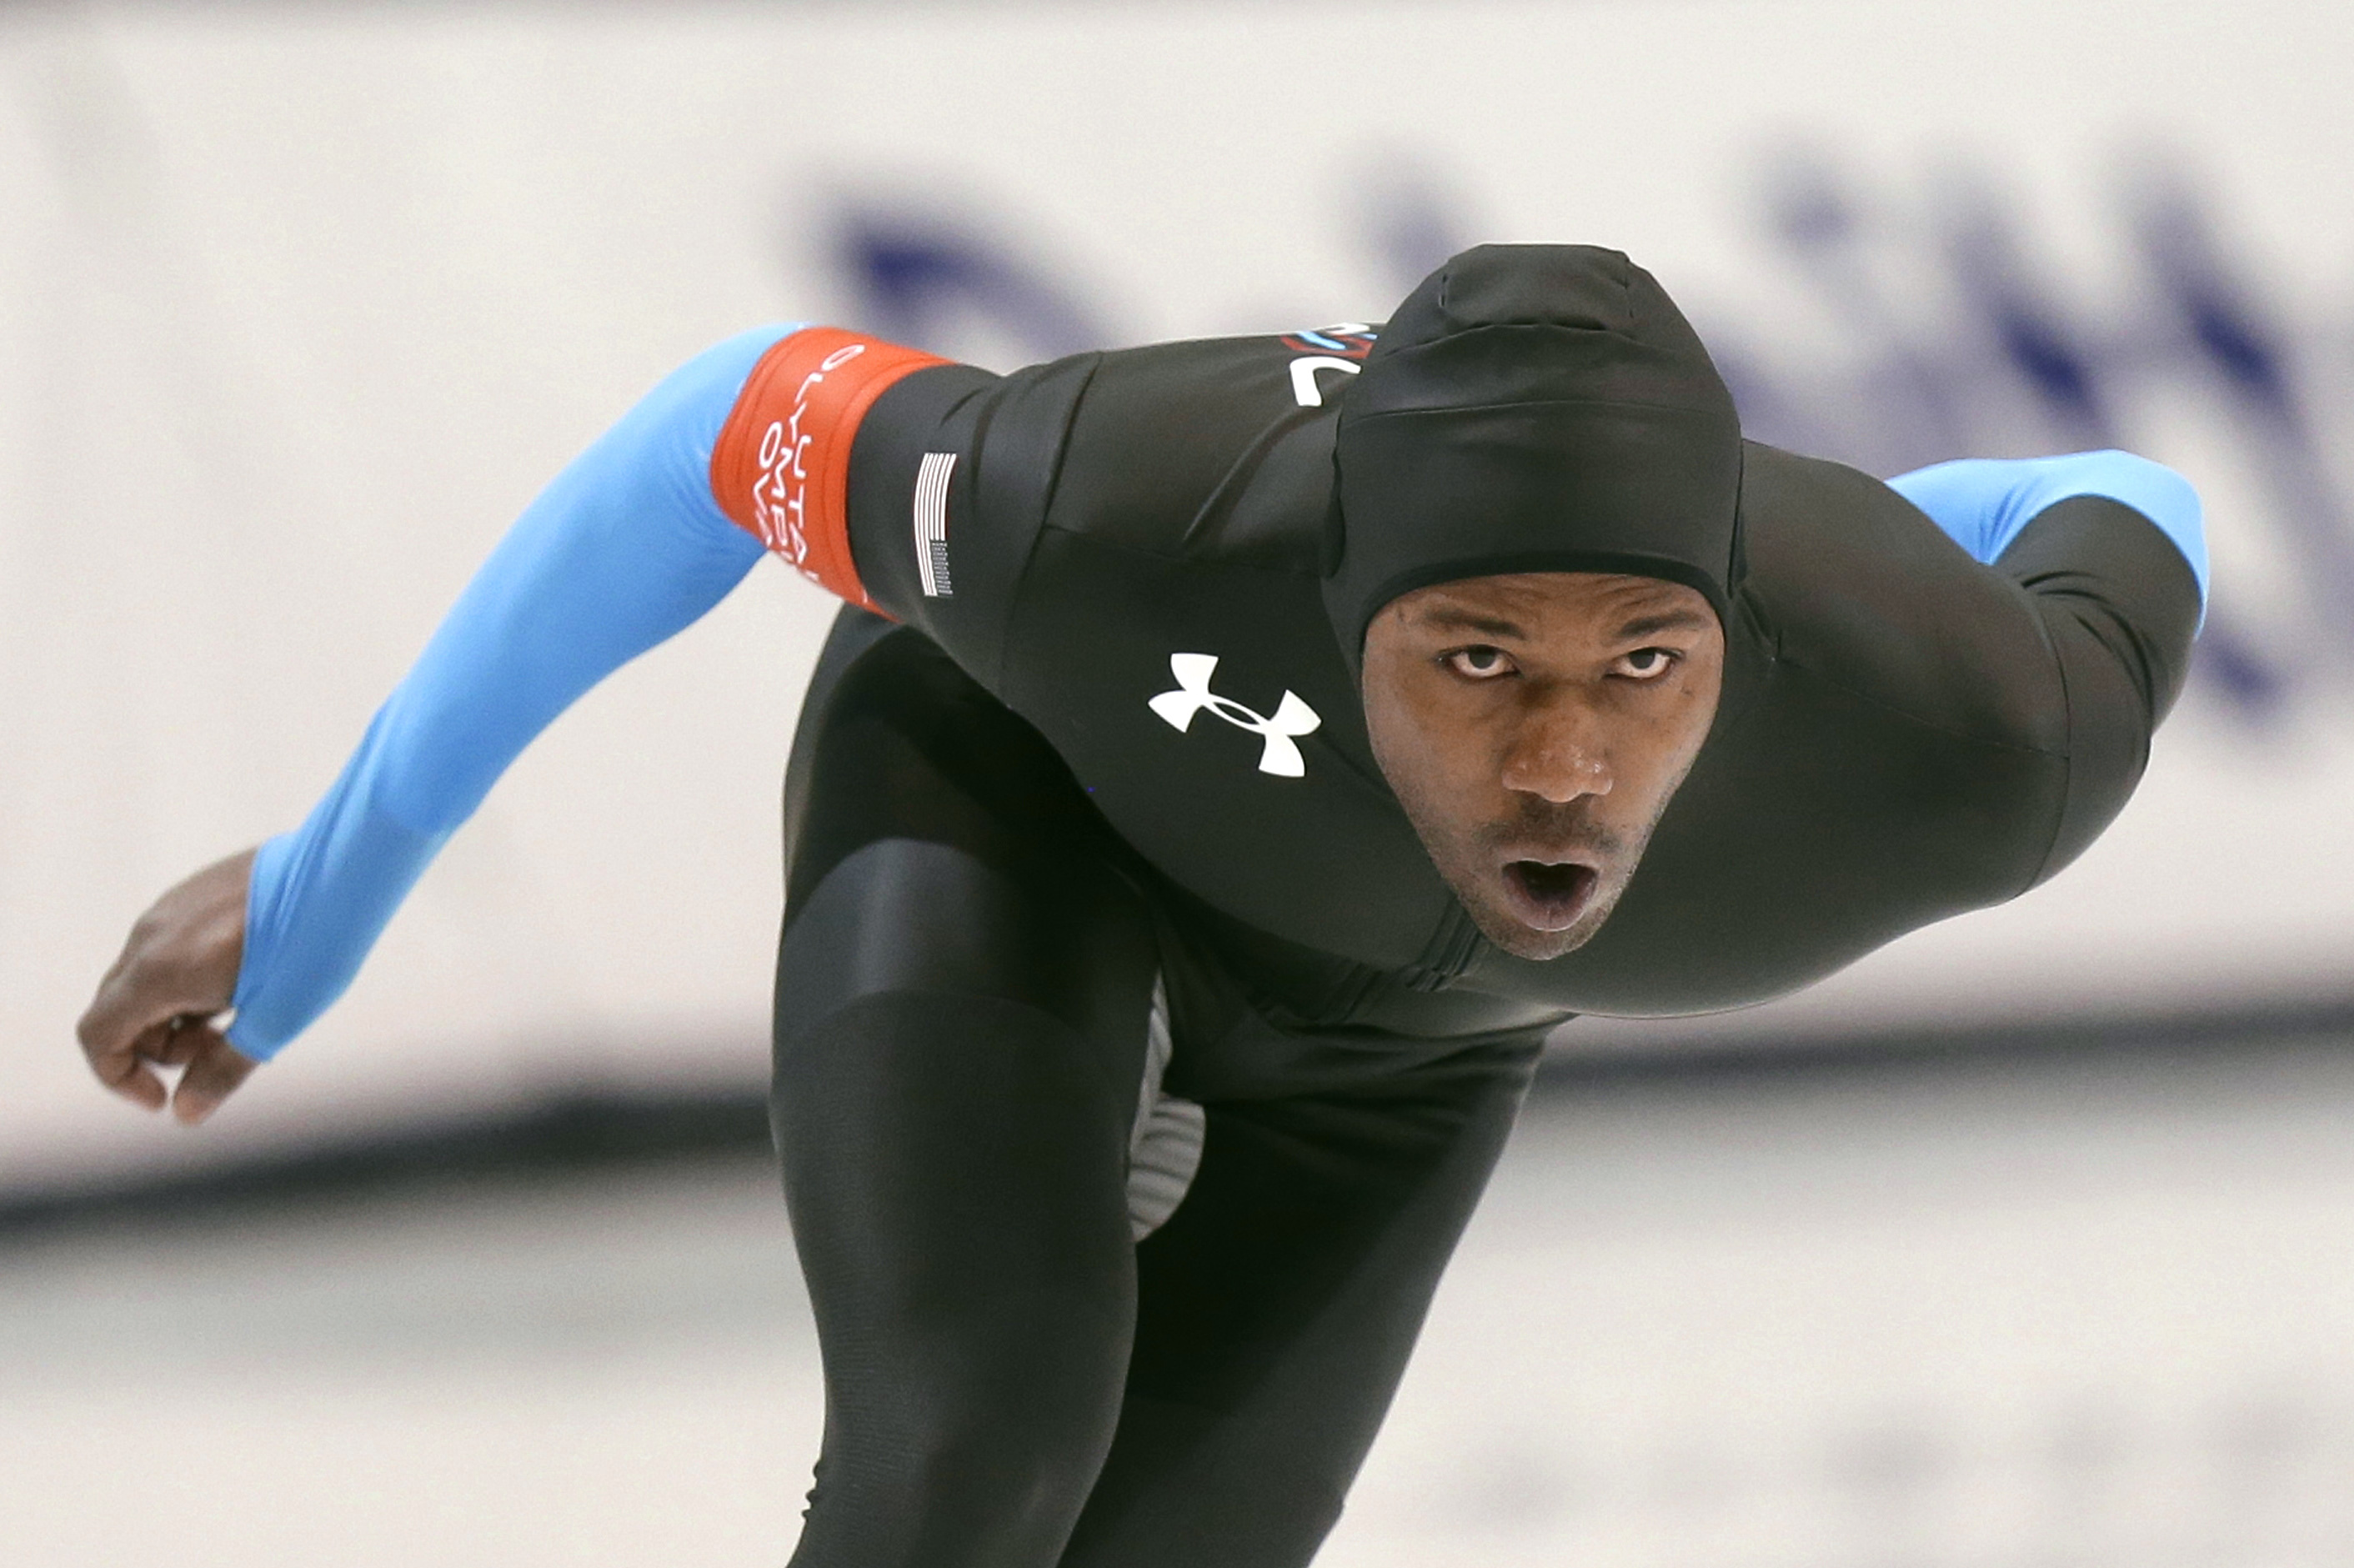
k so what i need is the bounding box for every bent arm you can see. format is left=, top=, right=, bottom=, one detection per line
left=227, top=325, right=800, bottom=1060
left=1889, top=449, right=2209, bottom=616
left=1892, top=448, right=2206, bottom=884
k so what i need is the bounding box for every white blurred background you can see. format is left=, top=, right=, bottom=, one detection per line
left=4, top=1, right=2354, bottom=1561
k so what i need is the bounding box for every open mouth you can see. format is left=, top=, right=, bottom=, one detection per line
left=1499, top=859, right=1599, bottom=933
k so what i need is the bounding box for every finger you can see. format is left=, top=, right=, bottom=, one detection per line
left=171, top=1030, right=258, bottom=1126
left=80, top=978, right=183, bottom=1086
left=98, top=1053, right=169, bottom=1112
left=150, top=1018, right=210, bottom=1068
left=86, top=1017, right=177, bottom=1108
left=78, top=994, right=181, bottom=1110
left=78, top=947, right=216, bottom=1065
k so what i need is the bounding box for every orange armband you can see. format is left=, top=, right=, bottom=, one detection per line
left=709, top=328, right=949, bottom=613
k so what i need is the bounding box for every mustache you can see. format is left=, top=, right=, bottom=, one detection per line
left=1472, top=799, right=1629, bottom=862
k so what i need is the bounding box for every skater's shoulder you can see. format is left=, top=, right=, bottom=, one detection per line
left=1043, top=326, right=1374, bottom=576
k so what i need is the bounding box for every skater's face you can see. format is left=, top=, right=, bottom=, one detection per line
left=1360, top=571, right=1724, bottom=961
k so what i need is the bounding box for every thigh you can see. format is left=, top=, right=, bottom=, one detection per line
left=779, top=608, right=1155, bottom=1057
left=1058, top=1038, right=1545, bottom=1567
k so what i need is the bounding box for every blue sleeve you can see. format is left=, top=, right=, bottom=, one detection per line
left=1887, top=450, right=2208, bottom=619
left=227, top=324, right=805, bottom=1061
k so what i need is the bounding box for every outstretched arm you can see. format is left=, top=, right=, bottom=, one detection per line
left=78, top=324, right=799, bottom=1120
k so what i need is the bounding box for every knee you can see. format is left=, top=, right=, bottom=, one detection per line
left=907, top=1398, right=1122, bottom=1550
left=804, top=1331, right=1128, bottom=1565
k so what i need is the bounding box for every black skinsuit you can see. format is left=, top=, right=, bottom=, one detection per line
left=767, top=308, right=2199, bottom=1560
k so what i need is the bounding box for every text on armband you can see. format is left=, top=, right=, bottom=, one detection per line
left=751, top=342, right=869, bottom=578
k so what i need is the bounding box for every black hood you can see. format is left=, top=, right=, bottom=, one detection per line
left=1325, top=243, right=1744, bottom=668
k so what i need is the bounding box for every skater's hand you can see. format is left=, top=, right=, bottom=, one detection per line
left=79, top=849, right=259, bottom=1125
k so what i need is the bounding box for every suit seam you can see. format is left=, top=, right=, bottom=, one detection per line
left=1033, top=518, right=1323, bottom=582
left=992, top=354, right=1107, bottom=687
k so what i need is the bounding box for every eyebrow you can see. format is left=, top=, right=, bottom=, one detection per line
left=1413, top=605, right=1715, bottom=641
left=1614, top=609, right=1716, bottom=640
left=1415, top=607, right=1529, bottom=639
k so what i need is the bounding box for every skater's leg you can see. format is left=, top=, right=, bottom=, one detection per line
left=773, top=613, right=1160, bottom=1567
left=1059, top=1039, right=1544, bottom=1567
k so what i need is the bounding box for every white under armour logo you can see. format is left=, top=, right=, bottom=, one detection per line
left=1148, top=653, right=1323, bottom=778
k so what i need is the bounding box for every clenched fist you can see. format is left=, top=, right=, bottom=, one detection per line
left=78, top=849, right=259, bottom=1125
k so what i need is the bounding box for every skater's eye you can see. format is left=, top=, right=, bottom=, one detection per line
left=1611, top=647, right=1680, bottom=681
left=1445, top=646, right=1515, bottom=680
